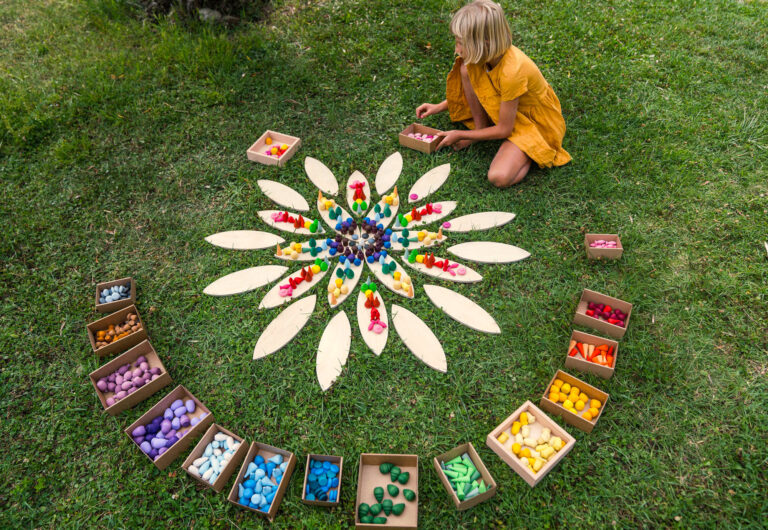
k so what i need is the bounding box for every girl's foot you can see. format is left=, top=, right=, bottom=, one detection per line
left=453, top=139, right=475, bottom=151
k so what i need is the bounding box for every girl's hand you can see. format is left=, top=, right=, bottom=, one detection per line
left=416, top=103, right=439, bottom=119
left=435, top=130, right=465, bottom=150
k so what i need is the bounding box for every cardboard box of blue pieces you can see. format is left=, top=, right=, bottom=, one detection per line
left=302, top=454, right=343, bottom=506
left=228, top=442, right=296, bottom=522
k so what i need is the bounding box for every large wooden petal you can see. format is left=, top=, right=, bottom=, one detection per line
left=393, top=201, right=457, bottom=229
left=346, top=171, right=371, bottom=216
left=401, top=252, right=482, bottom=283
left=257, top=180, right=310, bottom=211
left=448, top=241, right=530, bottom=263
left=443, top=211, right=516, bottom=232
left=253, top=295, right=316, bottom=360
left=259, top=266, right=329, bottom=309
left=423, top=284, right=500, bottom=334
left=205, top=230, right=284, bottom=250
left=304, top=157, right=339, bottom=195
left=356, top=291, right=388, bottom=356
left=258, top=210, right=326, bottom=236
left=375, top=151, right=403, bottom=195
left=391, top=304, right=447, bottom=372
left=203, top=265, right=288, bottom=296
left=407, top=163, right=450, bottom=203
left=316, top=311, right=352, bottom=391
left=327, top=261, right=364, bottom=307
left=365, top=257, right=415, bottom=299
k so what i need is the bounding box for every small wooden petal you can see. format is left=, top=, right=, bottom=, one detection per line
left=346, top=170, right=371, bottom=216
left=423, top=284, right=500, bottom=334
left=316, top=311, right=351, bottom=391
left=394, top=201, right=457, bottom=229
left=356, top=291, right=388, bottom=356
left=205, top=230, right=284, bottom=250
left=364, top=197, right=400, bottom=229
left=258, top=210, right=326, bottom=235
left=391, top=304, right=447, bottom=372
left=203, top=265, right=288, bottom=296
left=257, top=180, right=310, bottom=211
left=274, top=242, right=330, bottom=262
left=375, top=151, right=403, bottom=195
left=316, top=196, right=354, bottom=234
left=443, top=211, right=516, bottom=232
left=401, top=253, right=482, bottom=283
left=389, top=231, right=448, bottom=252
left=365, top=258, right=415, bottom=299
left=407, top=163, right=450, bottom=203
left=327, top=261, right=363, bottom=307
left=259, top=267, right=328, bottom=309
left=448, top=241, right=530, bottom=263
left=253, top=295, right=316, bottom=360
left=304, top=156, right=339, bottom=195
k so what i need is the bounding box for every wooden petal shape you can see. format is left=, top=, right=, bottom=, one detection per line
left=274, top=240, right=329, bottom=262
left=391, top=304, right=447, bottom=372
left=346, top=170, right=371, bottom=216
left=205, top=230, right=284, bottom=250
left=316, top=311, right=352, bottom=391
left=304, top=156, right=339, bottom=195
left=393, top=201, right=457, bottom=229
left=356, top=291, right=388, bottom=355
left=389, top=230, right=448, bottom=252
left=407, top=163, right=450, bottom=203
left=443, top=211, right=516, bottom=232
left=364, top=187, right=400, bottom=229
left=327, top=261, right=364, bottom=307
left=365, top=257, right=415, bottom=299
left=423, top=284, right=500, bottom=334
left=203, top=265, right=288, bottom=296
left=258, top=210, right=326, bottom=235
left=375, top=151, right=403, bottom=195
left=259, top=266, right=329, bottom=309
left=401, top=252, right=482, bottom=283
left=448, top=241, right=530, bottom=263
left=257, top=180, right=310, bottom=211
left=253, top=295, right=316, bottom=360
left=317, top=193, right=354, bottom=234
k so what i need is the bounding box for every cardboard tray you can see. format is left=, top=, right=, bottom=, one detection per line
left=398, top=124, right=442, bottom=154
left=95, top=276, right=136, bottom=313
left=585, top=234, right=623, bottom=259
left=246, top=130, right=301, bottom=167
left=564, top=330, right=619, bottom=379
left=182, top=424, right=249, bottom=493
left=227, top=441, right=297, bottom=522
left=124, top=385, right=214, bottom=470
left=88, top=340, right=172, bottom=416
left=539, top=370, right=610, bottom=433
left=355, top=453, right=418, bottom=529
left=86, top=304, right=148, bottom=358
left=302, top=454, right=343, bottom=507
left=432, top=442, right=496, bottom=510
left=486, top=401, right=575, bottom=487
left=573, top=289, right=633, bottom=339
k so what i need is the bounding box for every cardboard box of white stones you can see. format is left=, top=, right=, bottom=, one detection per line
left=95, top=276, right=136, bottom=313
left=182, top=424, right=248, bottom=493
left=88, top=339, right=172, bottom=416
left=486, top=401, right=576, bottom=487
left=124, top=385, right=214, bottom=470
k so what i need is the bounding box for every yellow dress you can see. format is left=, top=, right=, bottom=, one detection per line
left=446, top=46, right=571, bottom=168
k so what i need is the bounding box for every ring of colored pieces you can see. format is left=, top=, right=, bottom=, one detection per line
left=94, top=313, right=142, bottom=348
left=439, top=453, right=490, bottom=501
left=263, top=137, right=289, bottom=158
left=360, top=281, right=387, bottom=334
left=585, top=301, right=627, bottom=327
left=405, top=249, right=466, bottom=276
left=188, top=432, right=242, bottom=485
left=270, top=211, right=322, bottom=233
left=96, top=355, right=163, bottom=406
left=395, top=203, right=442, bottom=228
left=547, top=379, right=603, bottom=421
left=496, top=412, right=566, bottom=474
left=130, top=399, right=207, bottom=461
left=390, top=227, right=444, bottom=248
left=568, top=340, right=614, bottom=367
left=237, top=453, right=288, bottom=513
left=589, top=239, right=619, bottom=248
left=99, top=282, right=131, bottom=304
left=357, top=462, right=414, bottom=524
left=305, top=459, right=340, bottom=502
left=406, top=132, right=436, bottom=142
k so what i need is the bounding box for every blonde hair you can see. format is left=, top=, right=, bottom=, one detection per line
left=450, top=0, right=513, bottom=65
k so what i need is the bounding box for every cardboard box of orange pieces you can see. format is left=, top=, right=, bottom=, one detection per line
left=565, top=330, right=619, bottom=379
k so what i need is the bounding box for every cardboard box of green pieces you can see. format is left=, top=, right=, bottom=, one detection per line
left=432, top=442, right=497, bottom=510
left=355, top=453, right=418, bottom=529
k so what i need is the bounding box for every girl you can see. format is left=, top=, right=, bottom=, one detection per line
left=416, top=0, right=571, bottom=187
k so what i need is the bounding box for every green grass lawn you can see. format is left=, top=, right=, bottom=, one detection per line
left=2, top=0, right=767, bottom=526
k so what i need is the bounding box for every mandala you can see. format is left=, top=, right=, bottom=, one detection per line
left=204, top=152, right=530, bottom=391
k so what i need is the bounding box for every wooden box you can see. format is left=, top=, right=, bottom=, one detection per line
left=573, top=289, right=633, bottom=339
left=432, top=442, right=496, bottom=510
left=355, top=453, right=418, bottom=529
left=247, top=130, right=301, bottom=167
left=398, top=124, right=442, bottom=154
left=564, top=330, right=619, bottom=379
left=182, top=424, right=248, bottom=493
left=95, top=276, right=136, bottom=313
left=486, top=401, right=575, bottom=487
left=302, top=453, right=343, bottom=507
left=539, top=370, right=610, bottom=433
left=86, top=304, right=148, bottom=358
left=585, top=234, right=623, bottom=259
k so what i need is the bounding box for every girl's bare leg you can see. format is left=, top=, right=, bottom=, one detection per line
left=487, top=141, right=532, bottom=188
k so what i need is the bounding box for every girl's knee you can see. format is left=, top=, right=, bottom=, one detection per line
left=487, top=169, right=513, bottom=188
